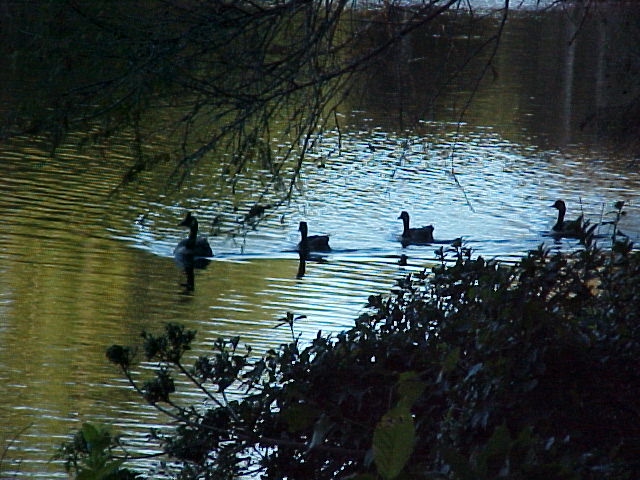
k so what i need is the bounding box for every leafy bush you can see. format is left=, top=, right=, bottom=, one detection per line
left=55, top=423, right=142, bottom=480
left=72, top=203, right=639, bottom=479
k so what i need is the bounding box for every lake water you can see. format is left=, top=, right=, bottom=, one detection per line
left=2, top=4, right=640, bottom=478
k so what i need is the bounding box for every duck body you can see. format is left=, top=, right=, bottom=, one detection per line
left=398, top=211, right=435, bottom=245
left=174, top=212, right=213, bottom=257
left=297, top=221, right=331, bottom=252
left=550, top=200, right=583, bottom=238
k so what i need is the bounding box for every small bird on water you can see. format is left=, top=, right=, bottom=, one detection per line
left=398, top=211, right=435, bottom=245
left=174, top=212, right=214, bottom=257
left=297, top=221, right=331, bottom=252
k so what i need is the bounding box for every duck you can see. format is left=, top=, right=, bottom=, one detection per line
left=174, top=212, right=213, bottom=257
left=550, top=200, right=584, bottom=238
left=398, top=211, right=435, bottom=245
left=297, top=221, right=331, bottom=252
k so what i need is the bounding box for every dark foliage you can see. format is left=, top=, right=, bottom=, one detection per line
left=92, top=203, right=640, bottom=479
left=1, top=0, right=470, bottom=192
left=55, top=423, right=142, bottom=480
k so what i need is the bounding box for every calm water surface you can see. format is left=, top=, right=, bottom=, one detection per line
left=2, top=6, right=640, bottom=478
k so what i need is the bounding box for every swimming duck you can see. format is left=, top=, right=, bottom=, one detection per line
left=550, top=200, right=583, bottom=238
left=398, top=211, right=435, bottom=245
left=298, top=221, right=331, bottom=252
left=174, top=212, right=213, bottom=257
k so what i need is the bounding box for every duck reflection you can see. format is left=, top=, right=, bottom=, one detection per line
left=174, top=253, right=211, bottom=292
left=296, top=248, right=328, bottom=279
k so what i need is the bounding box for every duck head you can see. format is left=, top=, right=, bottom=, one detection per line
left=398, top=211, right=410, bottom=222
left=179, top=212, right=197, bottom=228
left=298, top=221, right=309, bottom=235
left=551, top=200, right=566, bottom=214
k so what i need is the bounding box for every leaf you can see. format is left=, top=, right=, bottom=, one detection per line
left=396, top=372, right=426, bottom=409
left=442, top=448, right=475, bottom=480
left=484, top=423, right=511, bottom=463
left=77, top=459, right=125, bottom=480
left=443, top=347, right=460, bottom=372
left=81, top=423, right=111, bottom=453
left=372, top=406, right=415, bottom=480
left=471, top=424, right=513, bottom=477
left=307, top=413, right=333, bottom=451
left=282, top=404, right=318, bottom=432
left=465, top=362, right=483, bottom=380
